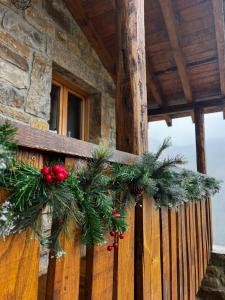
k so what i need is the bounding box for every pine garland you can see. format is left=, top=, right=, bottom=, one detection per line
left=0, top=123, right=221, bottom=257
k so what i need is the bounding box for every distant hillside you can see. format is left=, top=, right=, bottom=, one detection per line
left=149, top=137, right=225, bottom=247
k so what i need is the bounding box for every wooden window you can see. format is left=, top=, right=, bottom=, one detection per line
left=49, top=74, right=89, bottom=140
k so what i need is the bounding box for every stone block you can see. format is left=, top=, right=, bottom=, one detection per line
left=0, top=31, right=31, bottom=61
left=44, top=0, right=71, bottom=33
left=25, top=5, right=54, bottom=35
left=0, top=42, right=29, bottom=71
left=0, top=105, right=31, bottom=123
left=25, top=53, right=52, bottom=119
left=0, top=58, right=29, bottom=89
left=30, top=118, right=49, bottom=131
left=0, top=82, right=26, bottom=108
left=2, top=10, right=46, bottom=52
left=202, top=276, right=221, bottom=289
left=207, top=265, right=221, bottom=277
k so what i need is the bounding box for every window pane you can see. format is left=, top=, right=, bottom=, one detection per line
left=67, top=92, right=82, bottom=139
left=49, top=84, right=60, bottom=132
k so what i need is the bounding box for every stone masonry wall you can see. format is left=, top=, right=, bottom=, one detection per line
left=0, top=0, right=116, bottom=144
left=0, top=0, right=116, bottom=277
left=198, top=253, right=225, bottom=300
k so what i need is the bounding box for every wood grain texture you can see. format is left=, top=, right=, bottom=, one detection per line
left=0, top=150, right=42, bottom=300
left=158, top=0, right=192, bottom=103
left=181, top=205, right=188, bottom=300
left=115, top=208, right=135, bottom=300
left=160, top=207, right=170, bottom=300
left=177, top=206, right=184, bottom=300
left=143, top=198, right=162, bottom=300
left=0, top=116, right=138, bottom=164
left=169, top=209, right=177, bottom=300
left=46, top=157, right=81, bottom=300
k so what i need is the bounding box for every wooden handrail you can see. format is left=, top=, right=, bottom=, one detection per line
left=0, top=116, right=138, bottom=164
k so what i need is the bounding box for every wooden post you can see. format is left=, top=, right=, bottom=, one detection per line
left=115, top=1, right=152, bottom=299
left=194, top=107, right=211, bottom=279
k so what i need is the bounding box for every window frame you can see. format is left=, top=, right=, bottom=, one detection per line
left=51, top=74, right=89, bottom=141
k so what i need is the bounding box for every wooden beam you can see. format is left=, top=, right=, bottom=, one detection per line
left=146, top=59, right=172, bottom=126
left=65, top=0, right=116, bottom=80
left=159, top=0, right=192, bottom=102
left=148, top=97, right=225, bottom=117
left=212, top=0, right=225, bottom=95
left=115, top=1, right=150, bottom=300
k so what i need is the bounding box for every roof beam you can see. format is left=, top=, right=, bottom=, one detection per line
left=146, top=59, right=172, bottom=126
left=65, top=0, right=116, bottom=81
left=212, top=0, right=225, bottom=95
left=159, top=0, right=192, bottom=102
left=148, top=97, right=225, bottom=118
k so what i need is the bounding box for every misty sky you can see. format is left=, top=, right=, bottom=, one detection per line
left=148, top=112, right=225, bottom=148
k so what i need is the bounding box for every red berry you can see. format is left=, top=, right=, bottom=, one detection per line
left=119, top=233, right=125, bottom=240
left=41, top=166, right=51, bottom=175
left=113, top=242, right=119, bottom=249
left=110, top=230, right=116, bottom=237
left=107, top=245, right=113, bottom=251
left=61, top=169, right=69, bottom=179
left=45, top=174, right=53, bottom=184
left=114, top=212, right=121, bottom=219
left=55, top=172, right=66, bottom=182
left=112, top=210, right=117, bottom=215
left=52, top=164, right=64, bottom=174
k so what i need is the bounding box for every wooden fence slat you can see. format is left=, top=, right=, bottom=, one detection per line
left=192, top=203, right=199, bottom=294
left=160, top=207, right=170, bottom=300
left=206, top=198, right=212, bottom=262
left=169, top=209, right=177, bottom=300
left=115, top=208, right=135, bottom=300
left=200, top=200, right=208, bottom=275
left=196, top=202, right=204, bottom=284
left=0, top=150, right=42, bottom=300
left=185, top=205, right=194, bottom=300
left=143, top=198, right=162, bottom=300
left=181, top=205, right=188, bottom=300
left=177, top=206, right=184, bottom=300
left=189, top=203, right=197, bottom=296
left=46, top=157, right=81, bottom=300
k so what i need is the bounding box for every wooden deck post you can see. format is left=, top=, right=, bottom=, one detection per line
left=115, top=1, right=156, bottom=299
left=194, top=107, right=211, bottom=279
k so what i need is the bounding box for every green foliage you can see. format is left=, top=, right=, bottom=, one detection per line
left=0, top=123, right=222, bottom=257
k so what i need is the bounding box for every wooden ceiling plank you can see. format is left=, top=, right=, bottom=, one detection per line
left=158, top=0, right=192, bottom=102
left=212, top=0, right=225, bottom=95
left=146, top=59, right=172, bottom=126
left=148, top=97, right=225, bottom=118
left=65, top=0, right=116, bottom=80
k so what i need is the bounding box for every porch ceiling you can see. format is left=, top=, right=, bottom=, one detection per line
left=65, top=0, right=225, bottom=122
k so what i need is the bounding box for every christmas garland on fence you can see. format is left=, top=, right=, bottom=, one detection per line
left=0, top=123, right=221, bottom=257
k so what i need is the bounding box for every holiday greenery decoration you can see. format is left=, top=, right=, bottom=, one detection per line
left=0, top=123, right=221, bottom=257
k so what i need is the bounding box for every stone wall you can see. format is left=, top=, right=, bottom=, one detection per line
left=0, top=0, right=116, bottom=144
left=198, top=253, right=225, bottom=300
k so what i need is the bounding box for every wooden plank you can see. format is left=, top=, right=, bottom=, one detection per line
left=185, top=205, right=194, bottom=300
left=0, top=116, right=138, bottom=164
left=159, top=0, right=193, bottom=103
left=85, top=243, right=114, bottom=300
left=201, top=200, right=208, bottom=274
left=196, top=202, right=204, bottom=283
left=46, top=157, right=81, bottom=300
left=116, top=208, right=135, bottom=300
left=189, top=203, right=198, bottom=295
left=65, top=0, right=116, bottom=80
left=0, top=150, right=42, bottom=299
left=115, top=0, right=148, bottom=299
left=142, top=198, right=162, bottom=300
left=181, top=205, right=188, bottom=300
left=177, top=206, right=184, bottom=300
left=160, top=207, right=170, bottom=299
left=148, top=97, right=225, bottom=117
left=212, top=0, right=225, bottom=95
left=169, top=209, right=177, bottom=300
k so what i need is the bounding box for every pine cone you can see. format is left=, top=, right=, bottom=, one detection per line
left=129, top=183, right=144, bottom=197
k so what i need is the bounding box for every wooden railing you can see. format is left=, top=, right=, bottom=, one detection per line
left=0, top=118, right=211, bottom=300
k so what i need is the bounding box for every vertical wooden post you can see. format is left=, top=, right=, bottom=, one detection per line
left=194, top=107, right=210, bottom=279
left=115, top=1, right=151, bottom=299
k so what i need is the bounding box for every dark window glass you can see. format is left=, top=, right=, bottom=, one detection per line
left=67, top=92, right=82, bottom=139
left=49, top=84, right=60, bottom=132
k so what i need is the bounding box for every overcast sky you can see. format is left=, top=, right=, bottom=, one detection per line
left=148, top=112, right=225, bottom=148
